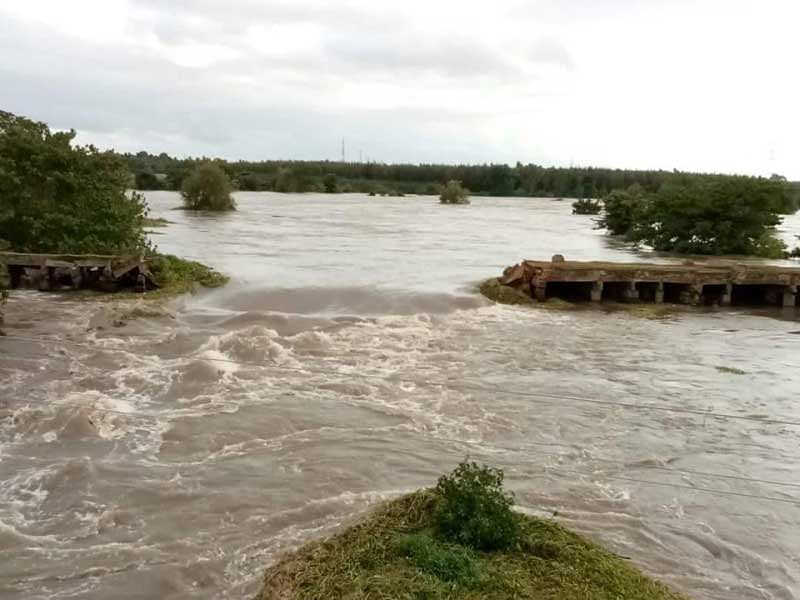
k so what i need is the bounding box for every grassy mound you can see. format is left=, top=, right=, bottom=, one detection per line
left=147, top=253, right=228, bottom=297
left=479, top=278, right=533, bottom=305
left=255, top=491, right=687, bottom=600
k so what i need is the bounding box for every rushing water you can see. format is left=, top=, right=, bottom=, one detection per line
left=2, top=193, right=800, bottom=600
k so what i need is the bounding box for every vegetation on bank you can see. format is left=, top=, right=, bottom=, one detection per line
left=598, top=178, right=790, bottom=258
left=0, top=111, right=227, bottom=298
left=440, top=180, right=470, bottom=205
left=181, top=162, right=235, bottom=210
left=0, top=111, right=150, bottom=254
left=256, top=462, right=685, bottom=600
left=146, top=253, right=228, bottom=297
left=125, top=151, right=800, bottom=210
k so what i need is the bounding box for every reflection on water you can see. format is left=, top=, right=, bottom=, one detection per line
left=1, top=193, right=799, bottom=600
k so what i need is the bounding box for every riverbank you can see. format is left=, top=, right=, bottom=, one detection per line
left=255, top=490, right=687, bottom=600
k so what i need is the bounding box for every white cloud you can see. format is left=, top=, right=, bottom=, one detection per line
left=0, top=0, right=798, bottom=177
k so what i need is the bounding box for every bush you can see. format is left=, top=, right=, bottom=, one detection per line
left=571, top=198, right=601, bottom=215
left=181, top=162, right=235, bottom=210
left=439, top=180, right=470, bottom=205
left=323, top=173, right=338, bottom=193
left=0, top=111, right=150, bottom=254
left=434, top=461, right=518, bottom=551
left=396, top=532, right=479, bottom=585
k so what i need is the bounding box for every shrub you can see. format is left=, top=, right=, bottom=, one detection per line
left=148, top=254, right=228, bottom=294
left=439, top=180, right=470, bottom=205
left=181, top=162, right=235, bottom=210
left=434, top=461, right=518, bottom=551
left=396, top=532, right=479, bottom=585
left=571, top=198, right=601, bottom=215
left=0, top=111, right=150, bottom=254
left=323, top=173, right=338, bottom=193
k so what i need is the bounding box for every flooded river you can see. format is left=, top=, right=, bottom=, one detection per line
left=1, top=193, right=799, bottom=599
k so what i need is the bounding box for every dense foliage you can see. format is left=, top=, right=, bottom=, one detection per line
left=433, top=461, right=518, bottom=551
left=571, top=198, right=601, bottom=214
left=181, top=162, right=235, bottom=210
left=598, top=184, right=647, bottom=235
left=439, top=180, right=470, bottom=204
left=125, top=150, right=800, bottom=211
left=600, top=178, right=788, bottom=257
left=0, top=111, right=149, bottom=254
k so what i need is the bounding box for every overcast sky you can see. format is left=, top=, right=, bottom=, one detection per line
left=1, top=0, right=798, bottom=177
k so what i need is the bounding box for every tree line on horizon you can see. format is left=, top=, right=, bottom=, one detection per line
left=125, top=150, right=800, bottom=213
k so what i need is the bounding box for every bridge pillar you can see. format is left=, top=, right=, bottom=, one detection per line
left=37, top=266, right=53, bottom=292
left=720, top=283, right=732, bottom=306
left=533, top=284, right=547, bottom=302
left=783, top=286, right=797, bottom=309
left=654, top=282, right=664, bottom=304
left=622, top=281, right=639, bottom=303
left=590, top=281, right=603, bottom=302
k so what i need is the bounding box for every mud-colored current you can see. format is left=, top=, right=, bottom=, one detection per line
left=1, top=193, right=799, bottom=599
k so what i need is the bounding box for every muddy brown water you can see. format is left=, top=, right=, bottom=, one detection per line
left=1, top=193, right=799, bottom=599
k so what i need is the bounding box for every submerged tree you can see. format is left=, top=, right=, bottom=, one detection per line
left=598, top=184, right=647, bottom=236
left=632, top=177, right=785, bottom=257
left=323, top=173, right=338, bottom=193
left=571, top=198, right=601, bottom=215
left=181, top=162, right=235, bottom=210
left=0, top=110, right=149, bottom=254
left=439, top=180, right=470, bottom=205
left=598, top=177, right=787, bottom=257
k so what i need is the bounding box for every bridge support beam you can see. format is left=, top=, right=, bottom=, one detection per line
left=590, top=281, right=603, bottom=302
left=720, top=283, right=732, bottom=306
left=654, top=282, right=664, bottom=304
left=622, top=281, right=639, bottom=303
left=783, top=286, right=797, bottom=309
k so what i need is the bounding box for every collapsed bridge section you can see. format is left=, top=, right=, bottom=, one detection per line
left=497, top=257, right=800, bottom=308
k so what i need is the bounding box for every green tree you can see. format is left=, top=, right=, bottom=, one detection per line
left=572, top=198, right=601, bottom=214
left=323, top=173, right=338, bottom=193
left=598, top=184, right=646, bottom=236
left=273, top=167, right=297, bottom=193
left=439, top=180, right=470, bottom=205
left=181, top=162, right=235, bottom=210
left=0, top=111, right=149, bottom=254
left=134, top=171, right=162, bottom=190
left=631, top=177, right=785, bottom=257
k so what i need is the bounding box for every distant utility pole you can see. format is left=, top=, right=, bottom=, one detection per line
left=341, top=138, right=346, bottom=163
left=359, top=150, right=363, bottom=163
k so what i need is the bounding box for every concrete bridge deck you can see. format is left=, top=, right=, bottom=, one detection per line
left=499, top=257, right=800, bottom=307
left=0, top=252, right=153, bottom=292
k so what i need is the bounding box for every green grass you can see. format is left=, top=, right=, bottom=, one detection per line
left=146, top=253, right=228, bottom=297
left=254, top=491, right=688, bottom=600
left=716, top=365, right=747, bottom=375
left=478, top=278, right=533, bottom=306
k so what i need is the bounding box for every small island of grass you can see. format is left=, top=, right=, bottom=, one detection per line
left=255, top=462, right=686, bottom=600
